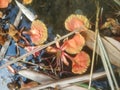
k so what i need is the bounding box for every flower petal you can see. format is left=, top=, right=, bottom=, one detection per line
left=64, top=14, right=90, bottom=31
left=63, top=33, right=85, bottom=54
left=61, top=53, right=69, bottom=66
left=25, top=20, right=48, bottom=45
left=72, top=51, right=90, bottom=74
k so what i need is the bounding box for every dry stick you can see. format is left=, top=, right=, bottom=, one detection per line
left=30, top=71, right=106, bottom=90
left=0, top=29, right=81, bottom=69
left=13, top=10, right=22, bottom=27
left=88, top=2, right=100, bottom=89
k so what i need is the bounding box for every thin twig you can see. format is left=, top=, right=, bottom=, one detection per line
left=88, top=2, right=100, bottom=89
left=13, top=10, right=22, bottom=27
left=30, top=71, right=106, bottom=90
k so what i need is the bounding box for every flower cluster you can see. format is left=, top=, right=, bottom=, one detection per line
left=46, top=14, right=91, bottom=74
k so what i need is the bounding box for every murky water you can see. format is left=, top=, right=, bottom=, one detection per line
left=0, top=0, right=119, bottom=90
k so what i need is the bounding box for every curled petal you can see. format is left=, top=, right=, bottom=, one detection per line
left=61, top=53, right=69, bottom=66
left=72, top=51, right=90, bottom=74
left=63, top=33, right=85, bottom=54
left=64, top=14, right=90, bottom=31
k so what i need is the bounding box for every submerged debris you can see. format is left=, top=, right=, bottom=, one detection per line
left=0, top=0, right=119, bottom=90
left=101, top=18, right=120, bottom=35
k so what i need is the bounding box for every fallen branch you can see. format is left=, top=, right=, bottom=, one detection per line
left=30, top=71, right=106, bottom=90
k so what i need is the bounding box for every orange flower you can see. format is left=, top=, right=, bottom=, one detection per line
left=23, top=20, right=48, bottom=45
left=0, top=0, right=11, bottom=8
left=72, top=51, right=90, bottom=74
left=63, top=33, right=85, bottom=54
left=46, top=41, right=70, bottom=66
left=64, top=14, right=90, bottom=32
left=23, top=0, right=32, bottom=5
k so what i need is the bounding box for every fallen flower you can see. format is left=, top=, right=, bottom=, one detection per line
left=23, top=20, right=48, bottom=45
left=72, top=51, right=90, bottom=74
left=64, top=14, right=90, bottom=32
left=63, top=33, right=85, bottom=54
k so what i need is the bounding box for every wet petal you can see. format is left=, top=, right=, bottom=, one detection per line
left=64, top=14, right=90, bottom=31
left=72, top=51, right=90, bottom=74
left=63, top=33, right=85, bottom=54
left=24, top=20, right=48, bottom=45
